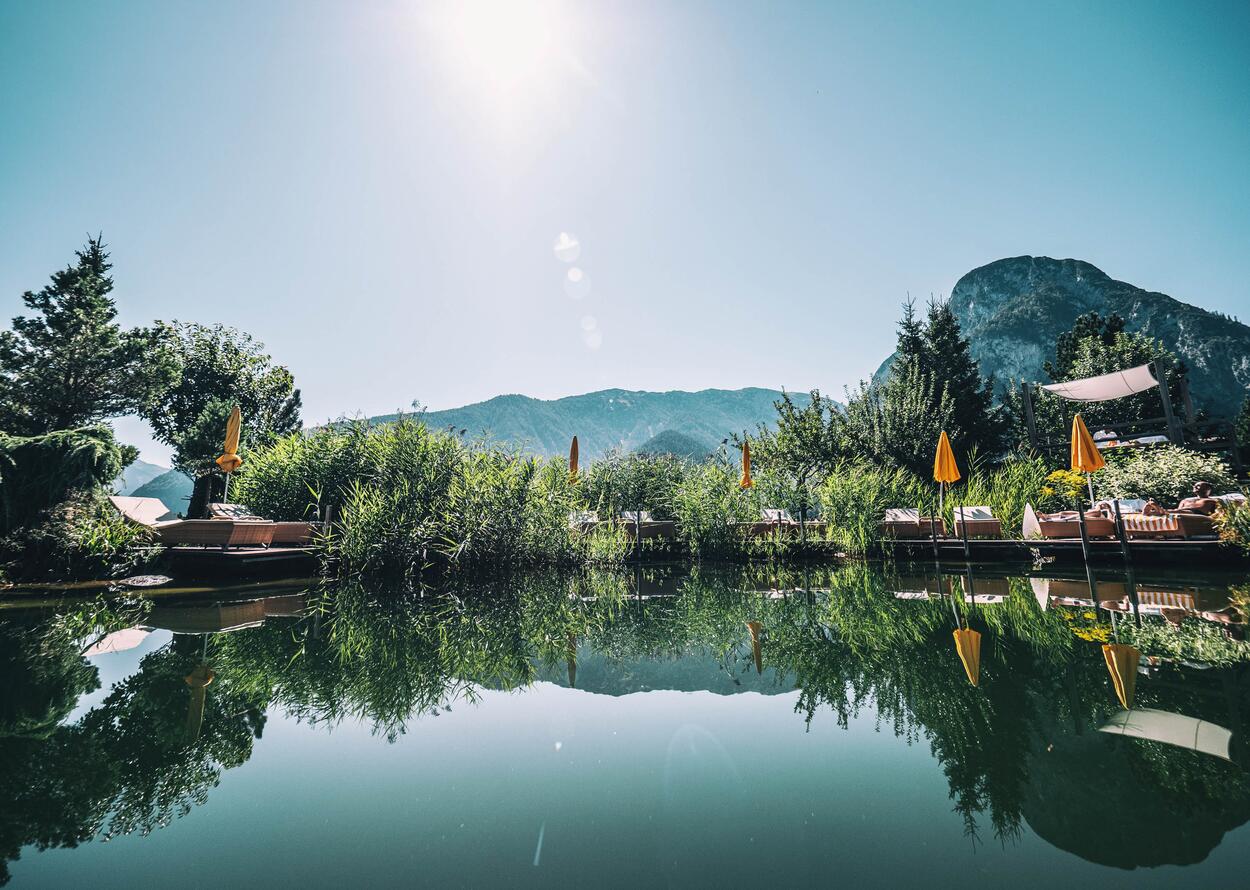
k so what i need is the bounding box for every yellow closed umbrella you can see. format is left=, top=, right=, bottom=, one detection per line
left=1070, top=413, right=1106, bottom=504
left=952, top=627, right=981, bottom=686
left=215, top=405, right=243, bottom=501
left=740, top=439, right=754, bottom=489
left=1101, top=642, right=1140, bottom=709
left=568, top=435, right=579, bottom=483
left=746, top=621, right=763, bottom=674
left=933, top=431, right=961, bottom=519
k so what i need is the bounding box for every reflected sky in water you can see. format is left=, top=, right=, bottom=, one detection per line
left=3, top=563, right=1250, bottom=887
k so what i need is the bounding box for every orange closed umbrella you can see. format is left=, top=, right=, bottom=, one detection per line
left=740, top=439, right=754, bottom=489
left=1070, top=413, right=1106, bottom=504
left=568, top=435, right=579, bottom=483
left=952, top=628, right=981, bottom=686
left=1102, top=642, right=1140, bottom=709
left=933, top=431, right=960, bottom=518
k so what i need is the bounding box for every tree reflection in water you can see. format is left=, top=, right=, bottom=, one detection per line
left=1, top=562, right=1249, bottom=880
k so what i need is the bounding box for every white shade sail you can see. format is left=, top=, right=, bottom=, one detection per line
left=1040, top=364, right=1159, bottom=402
left=1100, top=708, right=1232, bottom=761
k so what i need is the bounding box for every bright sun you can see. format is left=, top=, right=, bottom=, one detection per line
left=424, top=0, right=579, bottom=103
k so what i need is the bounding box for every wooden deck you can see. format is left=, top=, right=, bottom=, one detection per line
left=880, top=536, right=1242, bottom=567
left=167, top=545, right=320, bottom=578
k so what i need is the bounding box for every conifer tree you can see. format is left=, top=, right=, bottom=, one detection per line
left=0, top=237, right=176, bottom=435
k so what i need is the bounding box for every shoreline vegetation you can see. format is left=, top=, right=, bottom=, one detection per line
left=1, top=238, right=1249, bottom=585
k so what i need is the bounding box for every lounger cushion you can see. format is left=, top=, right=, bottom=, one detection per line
left=954, top=506, right=994, bottom=521
left=208, top=502, right=265, bottom=520
left=883, top=508, right=920, bottom=523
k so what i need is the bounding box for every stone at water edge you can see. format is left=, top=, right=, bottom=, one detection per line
left=116, top=574, right=173, bottom=588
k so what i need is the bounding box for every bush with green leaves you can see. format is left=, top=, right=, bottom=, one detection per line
left=579, top=450, right=690, bottom=520
left=669, top=460, right=755, bottom=557
left=1215, top=502, right=1250, bottom=555
left=819, top=461, right=928, bottom=554
left=1093, top=445, right=1237, bottom=504
left=0, top=426, right=125, bottom=534
left=0, top=492, right=158, bottom=582
left=818, top=455, right=1050, bottom=553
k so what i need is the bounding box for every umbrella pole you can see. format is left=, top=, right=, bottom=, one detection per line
left=1086, top=473, right=1095, bottom=506
left=222, top=471, right=229, bottom=504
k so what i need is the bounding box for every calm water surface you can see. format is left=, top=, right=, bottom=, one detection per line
left=3, top=564, right=1250, bottom=887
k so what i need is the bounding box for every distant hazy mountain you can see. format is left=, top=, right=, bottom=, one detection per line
left=368, top=388, right=792, bottom=457
left=533, top=649, right=792, bottom=696
left=635, top=430, right=716, bottom=461
left=115, top=459, right=167, bottom=495
left=131, top=469, right=193, bottom=519
left=875, top=256, right=1250, bottom=412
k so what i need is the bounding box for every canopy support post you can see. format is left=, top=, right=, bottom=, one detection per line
left=1178, top=372, right=1197, bottom=427
left=1154, top=359, right=1183, bottom=445
left=1021, top=382, right=1039, bottom=451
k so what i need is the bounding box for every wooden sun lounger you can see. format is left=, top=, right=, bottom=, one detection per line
left=1121, top=512, right=1217, bottom=540
left=1033, top=514, right=1117, bottom=540
left=270, top=521, right=319, bottom=545
left=953, top=506, right=1002, bottom=539
left=155, top=520, right=275, bottom=548
left=880, top=510, right=945, bottom=540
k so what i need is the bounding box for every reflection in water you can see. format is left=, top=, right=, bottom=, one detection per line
left=1, top=563, right=1249, bottom=882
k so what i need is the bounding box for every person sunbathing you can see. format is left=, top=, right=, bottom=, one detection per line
left=1175, top=481, right=1221, bottom=515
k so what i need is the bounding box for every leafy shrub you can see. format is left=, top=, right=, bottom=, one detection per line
left=0, top=492, right=158, bottom=582
left=1094, top=445, right=1237, bottom=504
left=0, top=426, right=124, bottom=534
left=820, top=461, right=928, bottom=554
left=1036, top=469, right=1087, bottom=512
left=1215, top=502, right=1250, bottom=554
left=670, top=460, right=755, bottom=557
left=580, top=451, right=690, bottom=520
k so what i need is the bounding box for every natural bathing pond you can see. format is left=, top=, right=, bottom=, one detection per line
left=3, top=563, right=1250, bottom=887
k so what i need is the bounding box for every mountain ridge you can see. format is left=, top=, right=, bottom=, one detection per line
left=875, top=256, right=1250, bottom=412
left=366, top=387, right=794, bottom=458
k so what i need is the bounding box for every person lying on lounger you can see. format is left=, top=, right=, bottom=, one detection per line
left=1176, top=481, right=1222, bottom=515
left=1137, top=482, right=1222, bottom=516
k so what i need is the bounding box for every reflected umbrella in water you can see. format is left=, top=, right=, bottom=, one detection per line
left=1101, top=638, right=1140, bottom=711
left=746, top=621, right=763, bottom=674
left=949, top=585, right=980, bottom=687
left=566, top=632, right=577, bottom=688
left=184, top=662, right=215, bottom=743
left=952, top=628, right=981, bottom=687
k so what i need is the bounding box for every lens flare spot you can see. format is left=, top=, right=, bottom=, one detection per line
left=564, top=267, right=591, bottom=299
left=553, top=232, right=580, bottom=262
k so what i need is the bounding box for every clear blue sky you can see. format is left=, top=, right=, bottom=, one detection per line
left=2, top=0, right=1248, bottom=464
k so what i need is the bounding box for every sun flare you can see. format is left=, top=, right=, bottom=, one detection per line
left=424, top=0, right=579, bottom=103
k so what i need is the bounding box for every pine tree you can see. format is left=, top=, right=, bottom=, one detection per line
left=920, top=299, right=1002, bottom=459
left=0, top=237, right=177, bottom=435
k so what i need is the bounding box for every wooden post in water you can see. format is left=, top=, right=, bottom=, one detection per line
left=1076, top=501, right=1092, bottom=565
left=1112, top=499, right=1132, bottom=570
